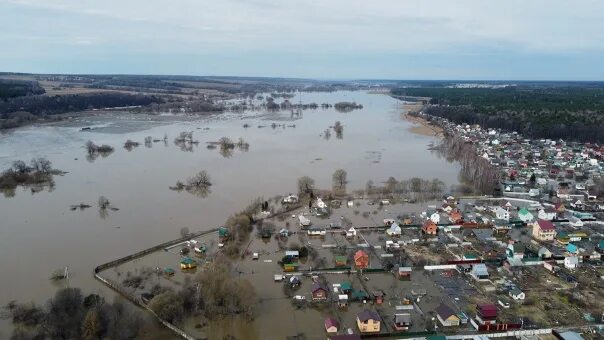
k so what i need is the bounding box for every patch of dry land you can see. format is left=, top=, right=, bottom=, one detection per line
left=401, top=102, right=443, bottom=137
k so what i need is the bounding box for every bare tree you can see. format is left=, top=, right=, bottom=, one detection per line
left=332, top=169, right=347, bottom=194
left=297, top=176, right=315, bottom=196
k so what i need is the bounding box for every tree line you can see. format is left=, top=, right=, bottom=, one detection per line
left=392, top=86, right=604, bottom=143
left=0, top=79, right=45, bottom=100
left=0, top=92, right=163, bottom=126
left=2, top=288, right=161, bottom=340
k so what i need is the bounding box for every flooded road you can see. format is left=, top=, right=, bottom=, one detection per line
left=0, top=91, right=459, bottom=336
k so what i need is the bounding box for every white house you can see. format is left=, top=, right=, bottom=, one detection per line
left=492, top=207, right=510, bottom=221
left=518, top=208, right=534, bottom=223
left=298, top=215, right=311, bottom=227
left=346, top=227, right=357, bottom=238
left=316, top=198, right=327, bottom=209
left=470, top=263, right=490, bottom=281
left=528, top=188, right=540, bottom=197
left=564, top=256, right=579, bottom=270
left=509, top=287, right=525, bottom=301
left=538, top=209, right=556, bottom=221
left=386, top=223, right=402, bottom=237
left=568, top=216, right=584, bottom=228
left=429, top=212, right=440, bottom=224
left=282, top=194, right=299, bottom=204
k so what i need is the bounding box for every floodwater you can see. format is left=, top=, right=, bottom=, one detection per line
left=0, top=91, right=459, bottom=336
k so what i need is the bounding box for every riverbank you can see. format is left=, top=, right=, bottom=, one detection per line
left=403, top=112, right=444, bottom=137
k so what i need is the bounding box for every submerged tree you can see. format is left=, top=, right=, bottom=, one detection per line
left=297, top=176, right=315, bottom=197
left=332, top=169, right=347, bottom=194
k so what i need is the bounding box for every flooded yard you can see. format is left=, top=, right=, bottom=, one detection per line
left=0, top=91, right=461, bottom=337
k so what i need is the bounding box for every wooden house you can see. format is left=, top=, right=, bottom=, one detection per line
left=436, top=303, right=460, bottom=327
left=354, top=250, right=369, bottom=269
left=324, top=318, right=339, bottom=334
left=422, top=220, right=438, bottom=235
left=180, top=257, right=197, bottom=270
left=311, top=282, right=328, bottom=301
left=394, top=313, right=411, bottom=331
left=356, top=310, right=381, bottom=333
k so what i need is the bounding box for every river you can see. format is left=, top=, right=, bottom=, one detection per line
left=0, top=91, right=459, bottom=336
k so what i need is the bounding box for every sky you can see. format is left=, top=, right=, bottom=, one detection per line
left=1, top=0, right=604, bottom=80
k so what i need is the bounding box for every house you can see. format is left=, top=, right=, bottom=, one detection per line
left=422, top=220, right=438, bottom=235
left=373, top=291, right=384, bottom=304
left=532, top=219, right=557, bottom=241
left=429, top=212, right=441, bottom=224
left=354, top=250, right=369, bottom=269
left=441, top=204, right=453, bottom=213
left=470, top=263, right=489, bottom=281
left=398, top=267, right=412, bottom=280
left=436, top=303, right=460, bottom=327
left=509, top=287, right=525, bottom=301
left=340, top=281, right=352, bottom=294
left=180, top=257, right=197, bottom=270
left=564, top=256, right=579, bottom=270
left=492, top=207, right=510, bottom=221
left=346, top=227, right=357, bottom=238
left=518, top=208, right=534, bottom=223
left=568, top=216, right=584, bottom=228
left=507, top=242, right=526, bottom=259
left=289, top=276, right=301, bottom=288
left=218, top=227, right=229, bottom=241
left=337, top=294, right=348, bottom=308
left=279, top=228, right=289, bottom=237
left=307, top=226, right=326, bottom=236
left=394, top=313, right=411, bottom=331
left=476, top=304, right=498, bottom=325
left=386, top=222, right=402, bottom=237
left=285, top=250, right=300, bottom=259
left=566, top=243, right=579, bottom=255
left=554, top=202, right=566, bottom=217
left=597, top=240, right=604, bottom=254
left=538, top=208, right=556, bottom=221
left=316, top=197, right=327, bottom=209
left=528, top=188, right=540, bottom=197
left=356, top=310, right=381, bottom=333
left=311, top=282, right=328, bottom=301
left=298, top=215, right=311, bottom=227
left=538, top=246, right=552, bottom=259
left=282, top=194, right=299, bottom=204
left=449, top=210, right=463, bottom=224
left=324, top=318, right=339, bottom=334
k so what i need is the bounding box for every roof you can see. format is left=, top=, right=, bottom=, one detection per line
left=435, top=303, right=456, bottom=319
left=472, top=263, right=489, bottom=275
left=566, top=243, right=578, bottom=253
left=537, top=219, right=556, bottom=231
left=477, top=304, right=498, bottom=318
left=557, top=331, right=584, bottom=340
left=518, top=208, right=531, bottom=215
left=354, top=250, right=368, bottom=260
left=510, top=286, right=523, bottom=295
left=340, top=281, right=352, bottom=290
left=357, top=310, right=380, bottom=322
left=311, top=282, right=327, bottom=293
left=395, top=313, right=411, bottom=323
left=324, top=318, right=338, bottom=329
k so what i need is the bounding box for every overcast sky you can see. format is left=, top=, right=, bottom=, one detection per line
left=1, top=0, right=603, bottom=80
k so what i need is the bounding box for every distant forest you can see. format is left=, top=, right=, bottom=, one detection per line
left=0, top=76, right=175, bottom=129
left=392, top=87, right=604, bottom=143
left=0, top=79, right=45, bottom=99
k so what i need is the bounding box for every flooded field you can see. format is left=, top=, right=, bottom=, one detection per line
left=100, top=200, right=467, bottom=339
left=0, top=91, right=460, bottom=337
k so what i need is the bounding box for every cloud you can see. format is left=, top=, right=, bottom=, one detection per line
left=1, top=0, right=603, bottom=78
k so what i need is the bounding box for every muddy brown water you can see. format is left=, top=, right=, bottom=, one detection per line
left=0, top=91, right=460, bottom=337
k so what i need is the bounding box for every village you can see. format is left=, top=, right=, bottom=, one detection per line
left=92, top=111, right=604, bottom=340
